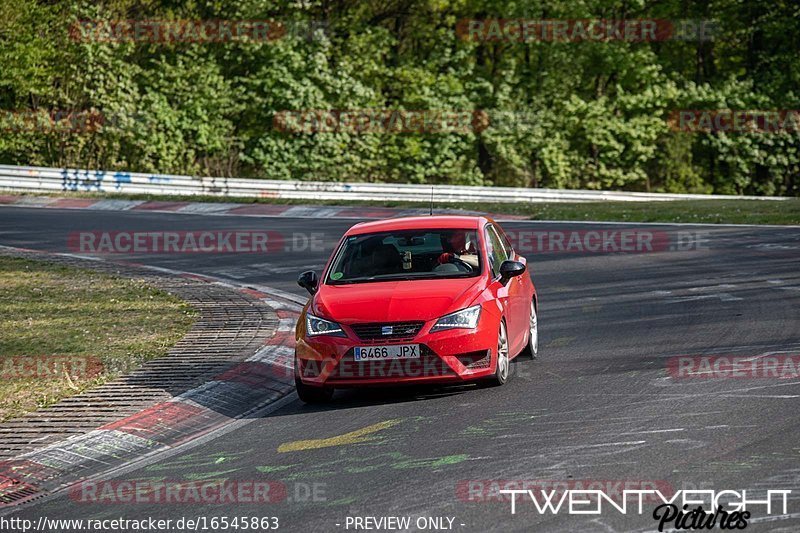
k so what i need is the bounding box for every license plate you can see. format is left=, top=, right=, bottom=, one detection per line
left=354, top=344, right=420, bottom=361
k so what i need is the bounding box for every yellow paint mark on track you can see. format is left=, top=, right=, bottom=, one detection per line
left=278, top=419, right=402, bottom=453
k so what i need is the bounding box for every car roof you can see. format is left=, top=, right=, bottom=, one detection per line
left=346, top=215, right=491, bottom=236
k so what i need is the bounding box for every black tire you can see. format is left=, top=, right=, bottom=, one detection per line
left=520, top=298, right=539, bottom=359
left=485, top=321, right=510, bottom=387
left=295, top=377, right=334, bottom=404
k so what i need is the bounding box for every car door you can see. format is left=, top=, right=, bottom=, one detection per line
left=485, top=224, right=526, bottom=353
left=495, top=224, right=530, bottom=354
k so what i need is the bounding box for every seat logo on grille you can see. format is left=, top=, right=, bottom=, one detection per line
left=381, top=326, right=394, bottom=335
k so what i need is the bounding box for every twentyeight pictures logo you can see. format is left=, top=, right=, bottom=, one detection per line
left=460, top=478, right=793, bottom=531
left=494, top=487, right=791, bottom=531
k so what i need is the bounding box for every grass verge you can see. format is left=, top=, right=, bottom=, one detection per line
left=0, top=256, right=196, bottom=421
left=3, top=191, right=800, bottom=225
left=492, top=199, right=800, bottom=225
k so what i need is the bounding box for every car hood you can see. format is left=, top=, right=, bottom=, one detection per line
left=312, top=277, right=485, bottom=324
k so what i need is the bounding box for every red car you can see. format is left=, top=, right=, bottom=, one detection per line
left=294, top=215, right=538, bottom=403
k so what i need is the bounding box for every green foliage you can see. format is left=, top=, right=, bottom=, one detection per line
left=0, top=0, right=798, bottom=195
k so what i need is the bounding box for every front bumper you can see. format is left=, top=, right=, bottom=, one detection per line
left=295, top=310, right=500, bottom=387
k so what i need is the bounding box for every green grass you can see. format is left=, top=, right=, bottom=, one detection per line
left=494, top=199, right=800, bottom=225
left=5, top=191, right=800, bottom=225
left=0, top=256, right=196, bottom=421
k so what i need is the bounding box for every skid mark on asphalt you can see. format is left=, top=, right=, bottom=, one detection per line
left=659, top=285, right=744, bottom=302
left=257, top=451, right=471, bottom=482
left=545, top=336, right=575, bottom=348
left=277, top=419, right=403, bottom=453
left=558, top=440, right=646, bottom=450
left=460, top=411, right=546, bottom=438
left=182, top=468, right=240, bottom=480
left=255, top=464, right=299, bottom=473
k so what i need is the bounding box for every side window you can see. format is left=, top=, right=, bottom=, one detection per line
left=497, top=227, right=514, bottom=259
left=484, top=225, right=508, bottom=276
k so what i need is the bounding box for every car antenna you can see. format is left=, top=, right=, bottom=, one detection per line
left=429, top=186, right=434, bottom=216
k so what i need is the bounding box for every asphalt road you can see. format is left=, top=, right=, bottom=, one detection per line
left=1, top=206, right=800, bottom=532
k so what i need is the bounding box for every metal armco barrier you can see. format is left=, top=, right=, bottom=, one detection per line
left=0, top=164, right=787, bottom=203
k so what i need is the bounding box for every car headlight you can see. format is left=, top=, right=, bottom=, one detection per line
left=431, top=305, right=482, bottom=332
left=306, top=313, right=347, bottom=337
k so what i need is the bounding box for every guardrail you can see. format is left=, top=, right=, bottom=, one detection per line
left=0, top=164, right=787, bottom=203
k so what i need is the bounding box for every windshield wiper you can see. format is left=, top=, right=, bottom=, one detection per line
left=336, top=275, right=417, bottom=283
left=332, top=272, right=474, bottom=284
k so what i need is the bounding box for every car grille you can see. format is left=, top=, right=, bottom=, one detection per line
left=350, top=321, right=424, bottom=341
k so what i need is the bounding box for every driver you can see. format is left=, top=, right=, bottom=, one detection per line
left=437, top=231, right=479, bottom=269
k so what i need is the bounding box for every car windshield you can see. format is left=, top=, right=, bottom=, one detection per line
left=326, top=229, right=482, bottom=284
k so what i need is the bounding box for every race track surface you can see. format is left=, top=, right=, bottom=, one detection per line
left=1, top=206, right=799, bottom=532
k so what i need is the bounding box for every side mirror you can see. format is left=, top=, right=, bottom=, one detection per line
left=499, top=260, right=526, bottom=284
left=297, top=270, right=319, bottom=295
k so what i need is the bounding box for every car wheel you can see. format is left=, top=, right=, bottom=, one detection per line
left=521, top=299, right=538, bottom=359
left=486, top=321, right=510, bottom=386
left=295, top=376, right=334, bottom=404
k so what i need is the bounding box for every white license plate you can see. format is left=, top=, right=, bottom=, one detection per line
left=354, top=344, right=420, bottom=361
